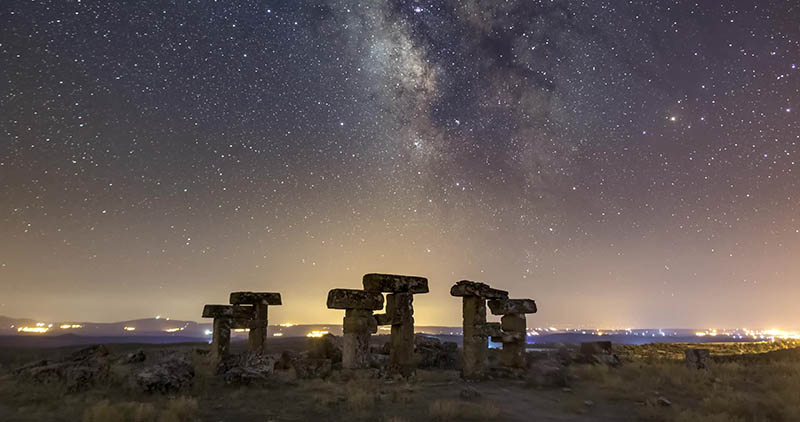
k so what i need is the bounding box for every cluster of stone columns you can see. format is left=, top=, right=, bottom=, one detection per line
left=201, top=291, right=282, bottom=362
left=326, top=273, right=428, bottom=372
left=451, top=280, right=537, bottom=378
left=488, top=298, right=538, bottom=368
left=365, top=273, right=429, bottom=376
left=200, top=277, right=536, bottom=379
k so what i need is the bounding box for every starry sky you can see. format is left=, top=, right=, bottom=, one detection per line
left=1, top=1, right=799, bottom=329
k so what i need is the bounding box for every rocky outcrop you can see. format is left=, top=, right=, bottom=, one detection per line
left=220, top=353, right=277, bottom=384
left=307, top=333, right=343, bottom=363
left=579, top=341, right=620, bottom=366
left=14, top=345, right=110, bottom=392
left=134, top=353, right=194, bottom=393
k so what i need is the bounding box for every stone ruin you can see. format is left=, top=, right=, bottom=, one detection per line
left=202, top=291, right=282, bottom=363
left=326, top=287, right=383, bottom=369
left=450, top=280, right=509, bottom=379
left=326, top=273, right=429, bottom=374
left=365, top=273, right=429, bottom=376
left=488, top=298, right=537, bottom=368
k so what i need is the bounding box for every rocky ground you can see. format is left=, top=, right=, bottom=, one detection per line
left=1, top=336, right=798, bottom=422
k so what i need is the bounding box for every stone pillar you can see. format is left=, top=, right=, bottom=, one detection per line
left=450, top=280, right=509, bottom=379
left=488, top=298, right=537, bottom=369
left=364, top=273, right=429, bottom=377
left=229, top=292, right=282, bottom=355
left=327, top=288, right=384, bottom=369
left=212, top=316, right=231, bottom=361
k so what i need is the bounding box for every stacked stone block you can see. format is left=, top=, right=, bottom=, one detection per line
left=201, top=291, right=282, bottom=363
left=326, top=288, right=383, bottom=369
left=364, top=273, right=429, bottom=376
left=487, top=298, right=537, bottom=368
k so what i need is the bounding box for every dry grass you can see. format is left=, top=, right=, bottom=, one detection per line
left=429, top=399, right=500, bottom=421
left=82, top=397, right=197, bottom=422
left=573, top=355, right=800, bottom=422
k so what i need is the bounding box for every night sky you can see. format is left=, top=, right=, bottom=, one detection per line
left=1, top=1, right=799, bottom=329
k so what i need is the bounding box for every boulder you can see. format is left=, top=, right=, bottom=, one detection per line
left=134, top=354, right=194, bottom=393
left=307, top=333, right=343, bottom=363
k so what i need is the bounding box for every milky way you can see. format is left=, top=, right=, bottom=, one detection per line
left=1, top=1, right=799, bottom=328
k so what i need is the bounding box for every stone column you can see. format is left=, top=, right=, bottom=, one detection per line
left=327, top=288, right=384, bottom=369
left=229, top=292, right=282, bottom=355
left=364, top=273, right=429, bottom=377
left=450, top=280, right=509, bottom=379
left=488, top=298, right=537, bottom=369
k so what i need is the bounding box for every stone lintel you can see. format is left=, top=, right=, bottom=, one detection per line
left=362, top=273, right=429, bottom=294
left=229, top=291, right=282, bottom=306
left=488, top=298, right=537, bottom=315
left=326, top=289, right=384, bottom=310
left=202, top=304, right=255, bottom=319
left=449, top=280, right=509, bottom=299
left=231, top=318, right=262, bottom=330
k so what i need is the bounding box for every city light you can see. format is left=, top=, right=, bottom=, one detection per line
left=17, top=326, right=49, bottom=333
left=59, top=324, right=83, bottom=329
left=123, top=326, right=136, bottom=331
left=306, top=330, right=328, bottom=338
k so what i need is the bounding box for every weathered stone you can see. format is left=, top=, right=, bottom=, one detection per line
left=461, top=295, right=488, bottom=379
left=247, top=302, right=268, bottom=355
left=343, top=314, right=378, bottom=334
left=134, top=354, right=194, bottom=393
left=501, top=313, right=527, bottom=332
left=229, top=291, right=282, bottom=305
left=498, top=315, right=527, bottom=368
left=202, top=304, right=255, bottom=319
left=326, top=289, right=384, bottom=310
left=414, top=335, right=459, bottom=369
left=482, top=322, right=502, bottom=337
left=211, top=317, right=232, bottom=361
left=388, top=293, right=415, bottom=376
left=490, top=331, right=526, bottom=343
left=14, top=345, right=110, bottom=392
left=385, top=292, right=414, bottom=324
left=450, top=280, right=509, bottom=299
left=685, top=348, right=711, bottom=370
left=579, top=341, right=620, bottom=366
left=220, top=353, right=276, bottom=384
left=342, top=329, right=372, bottom=369
left=362, top=273, right=429, bottom=294
left=488, top=298, right=537, bottom=315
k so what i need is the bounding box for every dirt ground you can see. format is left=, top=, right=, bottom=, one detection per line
left=1, top=340, right=798, bottom=422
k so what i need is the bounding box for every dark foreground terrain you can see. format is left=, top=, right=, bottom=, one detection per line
left=1, top=337, right=799, bottom=422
